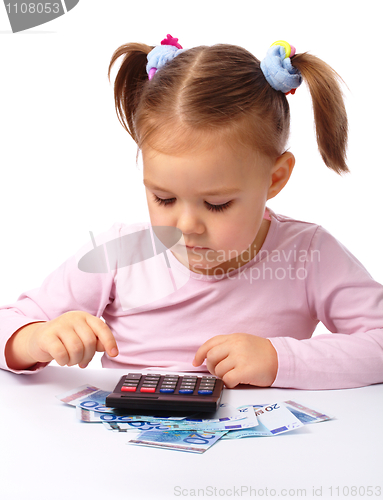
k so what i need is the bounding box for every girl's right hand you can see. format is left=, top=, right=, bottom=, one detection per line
left=6, top=311, right=119, bottom=370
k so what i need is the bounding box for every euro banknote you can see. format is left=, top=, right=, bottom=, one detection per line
left=77, top=404, right=258, bottom=431
left=129, top=430, right=228, bottom=453
left=56, top=384, right=109, bottom=407
left=284, top=400, right=333, bottom=423
left=223, top=402, right=304, bottom=439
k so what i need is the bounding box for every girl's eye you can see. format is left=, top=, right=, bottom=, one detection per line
left=153, top=195, right=233, bottom=212
left=205, top=201, right=233, bottom=212
left=153, top=195, right=176, bottom=206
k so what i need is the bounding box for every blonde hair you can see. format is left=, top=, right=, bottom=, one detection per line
left=108, top=42, right=348, bottom=174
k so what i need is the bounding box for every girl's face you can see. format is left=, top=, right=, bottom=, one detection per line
left=142, top=141, right=291, bottom=275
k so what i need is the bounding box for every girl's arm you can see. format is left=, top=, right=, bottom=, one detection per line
left=194, top=226, right=383, bottom=390
left=4, top=312, right=118, bottom=371
left=0, top=226, right=119, bottom=373
left=270, top=226, right=383, bottom=389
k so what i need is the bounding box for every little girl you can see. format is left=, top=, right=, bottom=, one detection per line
left=1, top=36, right=382, bottom=390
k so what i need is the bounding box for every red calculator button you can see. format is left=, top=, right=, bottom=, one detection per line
left=140, top=387, right=156, bottom=393
left=121, top=386, right=137, bottom=392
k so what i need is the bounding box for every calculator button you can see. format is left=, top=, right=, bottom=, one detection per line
left=140, top=387, right=156, bottom=393
left=198, top=389, right=213, bottom=395
left=126, top=373, right=142, bottom=379
left=121, top=386, right=137, bottom=392
left=179, top=389, right=194, bottom=394
left=160, top=388, right=175, bottom=393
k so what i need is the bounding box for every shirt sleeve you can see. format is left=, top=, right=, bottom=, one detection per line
left=269, top=226, right=383, bottom=390
left=0, top=229, right=116, bottom=374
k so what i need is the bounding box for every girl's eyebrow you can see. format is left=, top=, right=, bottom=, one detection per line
left=143, top=179, right=241, bottom=196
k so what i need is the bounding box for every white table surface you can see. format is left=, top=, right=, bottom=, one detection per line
left=1, top=366, right=382, bottom=500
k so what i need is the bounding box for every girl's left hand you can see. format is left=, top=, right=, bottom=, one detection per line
left=192, top=333, right=278, bottom=388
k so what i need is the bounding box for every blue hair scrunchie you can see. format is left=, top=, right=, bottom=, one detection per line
left=146, top=44, right=185, bottom=79
left=260, top=45, right=302, bottom=94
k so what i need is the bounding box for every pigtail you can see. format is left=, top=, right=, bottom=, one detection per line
left=108, top=43, right=153, bottom=143
left=291, top=53, right=349, bottom=174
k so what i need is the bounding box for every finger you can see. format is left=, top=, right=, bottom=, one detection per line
left=85, top=315, right=119, bottom=357
left=212, top=355, right=235, bottom=378
left=205, top=358, right=217, bottom=376
left=41, top=335, right=71, bottom=366
left=220, top=367, right=241, bottom=389
left=56, top=330, right=85, bottom=366
left=204, top=342, right=231, bottom=368
left=192, top=335, right=227, bottom=366
left=73, top=323, right=98, bottom=368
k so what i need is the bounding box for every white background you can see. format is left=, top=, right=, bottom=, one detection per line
left=0, top=1, right=382, bottom=368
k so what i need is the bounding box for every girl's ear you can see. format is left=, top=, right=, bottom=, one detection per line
left=267, top=152, right=295, bottom=200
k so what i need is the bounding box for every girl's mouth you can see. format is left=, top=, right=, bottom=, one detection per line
left=186, top=246, right=210, bottom=250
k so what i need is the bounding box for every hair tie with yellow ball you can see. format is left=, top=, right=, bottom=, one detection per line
left=260, top=40, right=302, bottom=95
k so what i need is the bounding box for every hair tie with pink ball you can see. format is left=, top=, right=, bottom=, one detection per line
left=146, top=34, right=184, bottom=80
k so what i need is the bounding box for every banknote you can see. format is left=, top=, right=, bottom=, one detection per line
left=77, top=407, right=188, bottom=428
left=77, top=396, right=188, bottom=419
left=134, top=403, right=257, bottom=430
left=58, top=385, right=188, bottom=419
left=103, top=421, right=185, bottom=432
left=182, top=403, right=254, bottom=424
left=223, top=402, right=304, bottom=439
left=77, top=404, right=258, bottom=432
left=283, top=400, right=333, bottom=424
left=129, top=430, right=228, bottom=453
left=169, top=405, right=258, bottom=431
left=56, top=384, right=110, bottom=407
left=77, top=406, right=138, bottom=423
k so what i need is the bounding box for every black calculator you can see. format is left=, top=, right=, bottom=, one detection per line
left=105, top=373, right=224, bottom=413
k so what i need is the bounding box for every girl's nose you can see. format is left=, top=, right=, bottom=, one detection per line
left=177, top=209, right=204, bottom=235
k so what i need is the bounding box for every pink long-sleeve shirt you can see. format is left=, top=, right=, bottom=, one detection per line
left=1, top=210, right=382, bottom=390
